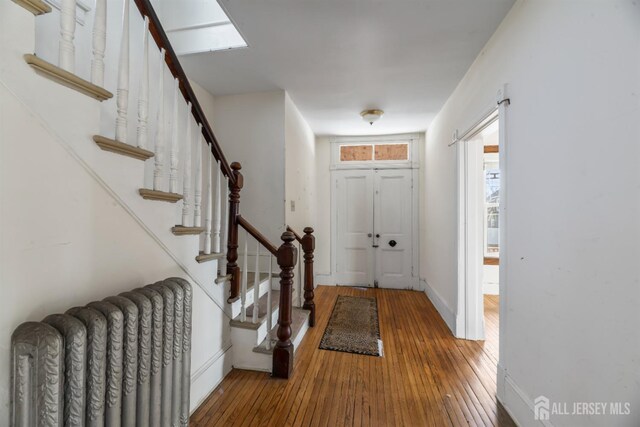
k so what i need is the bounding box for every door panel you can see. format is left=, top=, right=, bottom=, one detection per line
left=333, top=168, right=415, bottom=289
left=334, top=170, right=374, bottom=286
left=374, top=169, right=414, bottom=289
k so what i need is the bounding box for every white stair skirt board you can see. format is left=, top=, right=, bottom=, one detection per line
left=233, top=308, right=310, bottom=372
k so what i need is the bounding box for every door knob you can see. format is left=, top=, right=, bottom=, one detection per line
left=389, top=240, right=397, bottom=247
left=376, top=234, right=380, bottom=238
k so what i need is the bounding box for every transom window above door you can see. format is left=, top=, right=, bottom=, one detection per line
left=331, top=134, right=420, bottom=169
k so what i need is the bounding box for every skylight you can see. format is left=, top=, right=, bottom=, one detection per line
left=155, top=0, right=247, bottom=55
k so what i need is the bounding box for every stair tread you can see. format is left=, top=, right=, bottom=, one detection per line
left=172, top=225, right=205, bottom=236
left=253, top=308, right=310, bottom=354
left=93, top=135, right=154, bottom=160
left=196, top=252, right=225, bottom=263
left=230, top=289, right=279, bottom=329
left=24, top=54, right=113, bottom=101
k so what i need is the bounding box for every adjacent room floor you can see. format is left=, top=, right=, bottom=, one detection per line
left=191, top=286, right=514, bottom=426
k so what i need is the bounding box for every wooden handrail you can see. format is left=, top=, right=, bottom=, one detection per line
left=131, top=0, right=234, bottom=182
left=286, top=225, right=302, bottom=243
left=237, top=215, right=278, bottom=256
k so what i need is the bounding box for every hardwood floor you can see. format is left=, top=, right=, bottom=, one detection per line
left=191, top=286, right=515, bottom=426
left=483, top=295, right=500, bottom=363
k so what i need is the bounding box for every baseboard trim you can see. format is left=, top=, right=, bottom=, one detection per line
left=422, top=278, right=456, bottom=335
left=498, top=366, right=554, bottom=427
left=315, top=273, right=335, bottom=285
left=190, top=341, right=233, bottom=415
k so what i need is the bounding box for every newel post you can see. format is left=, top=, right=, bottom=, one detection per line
left=273, top=231, right=297, bottom=379
left=301, top=227, right=316, bottom=327
left=226, top=162, right=243, bottom=302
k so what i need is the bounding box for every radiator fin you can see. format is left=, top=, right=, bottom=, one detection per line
left=11, top=278, right=193, bottom=427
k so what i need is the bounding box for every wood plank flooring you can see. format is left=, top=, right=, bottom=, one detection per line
left=191, top=286, right=514, bottom=426
left=483, top=295, right=500, bottom=363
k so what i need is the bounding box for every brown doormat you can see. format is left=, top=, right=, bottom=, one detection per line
left=319, top=295, right=382, bottom=356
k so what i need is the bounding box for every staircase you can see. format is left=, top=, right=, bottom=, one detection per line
left=7, top=0, right=315, bottom=379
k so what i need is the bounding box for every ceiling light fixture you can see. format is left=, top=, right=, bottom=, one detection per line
left=361, top=109, right=384, bottom=125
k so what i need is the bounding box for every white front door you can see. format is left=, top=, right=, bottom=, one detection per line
left=334, top=170, right=374, bottom=286
left=333, top=169, right=415, bottom=289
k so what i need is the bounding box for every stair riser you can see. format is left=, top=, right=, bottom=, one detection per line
left=229, top=278, right=272, bottom=318
left=230, top=307, right=279, bottom=346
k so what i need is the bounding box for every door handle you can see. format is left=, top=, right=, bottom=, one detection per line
left=372, top=245, right=379, bottom=248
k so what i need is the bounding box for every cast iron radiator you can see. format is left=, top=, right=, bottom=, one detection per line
left=10, top=277, right=193, bottom=427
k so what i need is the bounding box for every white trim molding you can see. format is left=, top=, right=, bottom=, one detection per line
left=329, top=133, right=421, bottom=170
left=422, top=279, right=456, bottom=336
left=498, top=364, right=554, bottom=427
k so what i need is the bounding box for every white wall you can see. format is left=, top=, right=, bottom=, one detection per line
left=314, top=137, right=332, bottom=277
left=284, top=93, right=316, bottom=233
left=0, top=3, right=233, bottom=423
left=422, top=1, right=640, bottom=426
left=210, top=91, right=286, bottom=243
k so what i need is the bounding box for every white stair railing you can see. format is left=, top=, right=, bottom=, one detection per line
left=136, top=17, right=149, bottom=149
left=212, top=164, right=222, bottom=253
left=218, top=179, right=229, bottom=274
left=297, top=241, right=303, bottom=307
left=252, top=241, right=260, bottom=324
left=91, top=0, right=106, bottom=86
left=240, top=231, right=249, bottom=322
left=181, top=103, right=193, bottom=226
left=169, top=79, right=180, bottom=194
left=115, top=0, right=130, bottom=143
left=266, top=255, right=273, bottom=349
left=194, top=127, right=203, bottom=227
left=59, top=0, right=76, bottom=72
left=153, top=48, right=166, bottom=191
left=204, top=154, right=213, bottom=254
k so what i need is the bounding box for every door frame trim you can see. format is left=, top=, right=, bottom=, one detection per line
left=328, top=133, right=424, bottom=290
left=456, top=87, right=509, bottom=344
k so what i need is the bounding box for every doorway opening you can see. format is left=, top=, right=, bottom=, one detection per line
left=329, top=134, right=420, bottom=290
left=457, top=110, right=502, bottom=349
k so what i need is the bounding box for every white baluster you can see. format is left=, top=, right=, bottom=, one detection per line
left=218, top=179, right=229, bottom=275
left=115, top=0, right=130, bottom=143
left=193, top=128, right=203, bottom=227
left=153, top=49, right=166, bottom=191
left=91, top=0, right=106, bottom=85
left=169, top=79, right=180, bottom=194
left=204, top=155, right=213, bottom=254
left=241, top=232, right=249, bottom=322
left=136, top=18, right=149, bottom=149
left=181, top=103, right=192, bottom=226
left=59, top=0, right=76, bottom=72
left=252, top=242, right=260, bottom=323
left=298, top=242, right=303, bottom=307
left=266, top=255, right=273, bottom=350
left=212, top=164, right=222, bottom=253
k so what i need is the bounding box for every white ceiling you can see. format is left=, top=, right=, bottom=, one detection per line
left=176, top=0, right=515, bottom=136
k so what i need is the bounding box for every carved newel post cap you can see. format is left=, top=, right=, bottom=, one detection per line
left=231, top=161, right=242, bottom=170
left=303, top=227, right=314, bottom=235
left=281, top=230, right=296, bottom=243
